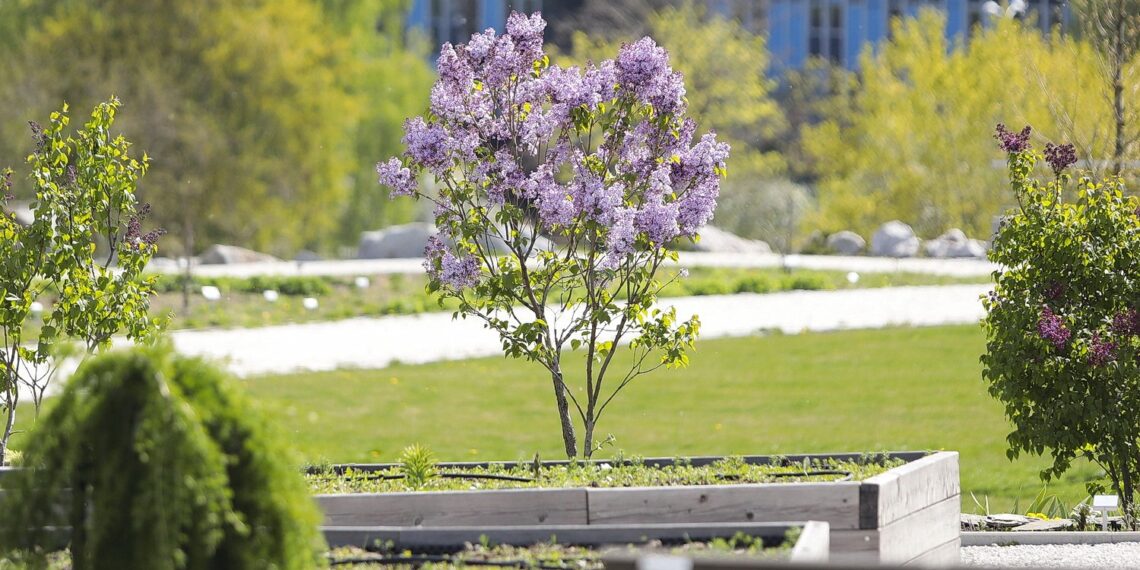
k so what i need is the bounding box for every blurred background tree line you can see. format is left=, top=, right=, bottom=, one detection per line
left=0, top=0, right=1136, bottom=257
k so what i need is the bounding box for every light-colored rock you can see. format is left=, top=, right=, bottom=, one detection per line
left=985, top=514, right=1035, bottom=528
left=357, top=223, right=437, bottom=259
left=4, top=200, right=33, bottom=226
left=871, top=220, right=920, bottom=258
left=924, top=228, right=987, bottom=259
left=1010, top=519, right=1076, bottom=531
left=199, top=244, right=280, bottom=265
left=146, top=257, right=181, bottom=272
left=961, top=513, right=988, bottom=530
left=691, top=226, right=771, bottom=254
left=294, top=250, right=322, bottom=262
left=826, top=230, right=865, bottom=255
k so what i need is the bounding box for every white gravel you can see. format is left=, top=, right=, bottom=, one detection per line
left=963, top=543, right=1140, bottom=568
left=167, top=284, right=991, bottom=377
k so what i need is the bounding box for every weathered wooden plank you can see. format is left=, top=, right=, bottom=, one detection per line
left=322, top=522, right=802, bottom=549
left=322, top=527, right=401, bottom=549
left=861, top=451, right=959, bottom=528
left=829, top=529, right=878, bottom=565
left=878, top=495, right=961, bottom=565
left=586, top=482, right=861, bottom=528
left=789, top=521, right=829, bottom=563
left=317, top=488, right=587, bottom=527
left=904, top=537, right=960, bottom=568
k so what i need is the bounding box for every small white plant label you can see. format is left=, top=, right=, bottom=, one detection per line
left=1093, top=495, right=1119, bottom=509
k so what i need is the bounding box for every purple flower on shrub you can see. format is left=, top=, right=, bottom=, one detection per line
left=585, top=61, right=618, bottom=106
left=1088, top=333, right=1117, bottom=366
left=1112, top=309, right=1140, bottom=336
left=377, top=158, right=416, bottom=197
left=616, top=38, right=670, bottom=94
left=438, top=43, right=470, bottom=81
left=1037, top=306, right=1070, bottom=349
left=571, top=168, right=622, bottom=222
left=995, top=123, right=1032, bottom=153
left=506, top=11, right=545, bottom=65
left=424, top=235, right=479, bottom=290
left=1044, top=142, right=1077, bottom=176
left=635, top=195, right=680, bottom=245
left=528, top=166, right=575, bottom=228
left=124, top=203, right=166, bottom=249
left=403, top=117, right=450, bottom=170
left=466, top=31, right=495, bottom=62
left=603, top=208, right=637, bottom=267
left=383, top=11, right=727, bottom=273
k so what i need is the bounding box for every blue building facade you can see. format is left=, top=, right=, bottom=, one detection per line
left=407, top=0, right=1071, bottom=71
left=726, top=0, right=1073, bottom=69
left=406, top=0, right=543, bottom=51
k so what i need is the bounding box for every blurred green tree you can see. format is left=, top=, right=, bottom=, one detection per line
left=319, top=0, right=434, bottom=246
left=0, top=0, right=431, bottom=257
left=1071, top=0, right=1140, bottom=175
left=802, top=11, right=1115, bottom=238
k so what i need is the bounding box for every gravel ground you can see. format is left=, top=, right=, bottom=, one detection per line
left=963, top=543, right=1140, bottom=568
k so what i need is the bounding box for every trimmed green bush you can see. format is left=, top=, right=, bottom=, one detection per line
left=0, top=346, right=326, bottom=569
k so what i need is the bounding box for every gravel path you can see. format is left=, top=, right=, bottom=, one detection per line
left=963, top=543, right=1140, bottom=568
left=168, top=284, right=991, bottom=377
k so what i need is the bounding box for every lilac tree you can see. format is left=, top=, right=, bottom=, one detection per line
left=378, top=12, right=728, bottom=458
left=983, top=123, right=1140, bottom=517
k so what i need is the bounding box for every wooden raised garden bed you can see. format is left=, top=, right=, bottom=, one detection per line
left=326, top=521, right=829, bottom=567
left=314, top=451, right=960, bottom=566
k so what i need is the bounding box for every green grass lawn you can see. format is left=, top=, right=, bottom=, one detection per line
left=223, top=324, right=1097, bottom=514
left=9, top=323, right=1092, bottom=514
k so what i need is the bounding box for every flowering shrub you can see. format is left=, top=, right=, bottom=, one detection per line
left=378, top=12, right=728, bottom=458
left=1, top=100, right=164, bottom=463
left=982, top=123, right=1140, bottom=516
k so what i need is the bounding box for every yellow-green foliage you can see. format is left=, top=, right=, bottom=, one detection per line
left=0, top=0, right=430, bottom=255
left=803, top=11, right=1120, bottom=238
left=0, top=347, right=326, bottom=569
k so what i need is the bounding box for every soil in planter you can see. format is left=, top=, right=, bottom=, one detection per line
left=327, top=529, right=800, bottom=569
left=306, top=455, right=904, bottom=494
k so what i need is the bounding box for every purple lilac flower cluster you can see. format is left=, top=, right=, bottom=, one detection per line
left=1043, top=142, right=1077, bottom=176
left=1088, top=333, right=1117, bottom=366
left=124, top=203, right=166, bottom=249
left=995, top=124, right=1032, bottom=153
left=986, top=290, right=1003, bottom=307
left=1112, top=309, right=1140, bottom=336
left=1037, top=306, right=1070, bottom=349
left=378, top=11, right=728, bottom=287
left=423, top=235, right=479, bottom=290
